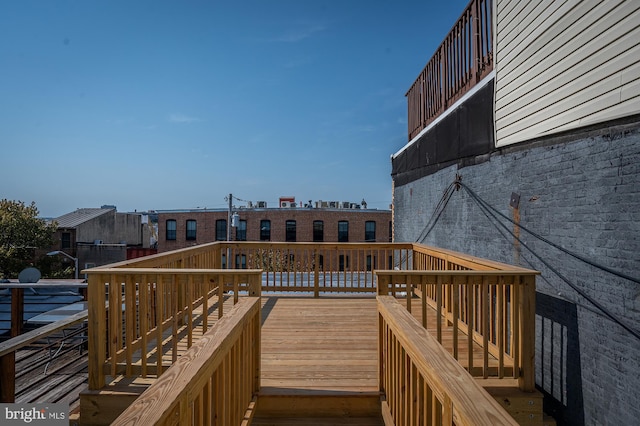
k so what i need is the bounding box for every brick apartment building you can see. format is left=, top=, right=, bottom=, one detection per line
left=157, top=198, right=392, bottom=252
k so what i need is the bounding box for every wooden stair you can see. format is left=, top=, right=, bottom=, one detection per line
left=252, top=388, right=384, bottom=426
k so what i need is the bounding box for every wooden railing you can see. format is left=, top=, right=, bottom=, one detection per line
left=378, top=295, right=517, bottom=425
left=406, top=0, right=493, bottom=140
left=376, top=269, right=536, bottom=392
left=112, top=297, right=261, bottom=425
left=217, top=242, right=413, bottom=294
left=85, top=268, right=261, bottom=390
left=78, top=241, right=537, bottom=424
left=0, top=309, right=88, bottom=402
left=112, top=242, right=414, bottom=294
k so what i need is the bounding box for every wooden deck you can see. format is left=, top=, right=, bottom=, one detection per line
left=14, top=332, right=88, bottom=410
left=259, top=293, right=508, bottom=390
left=17, top=293, right=523, bottom=424
left=254, top=293, right=516, bottom=424
left=260, top=295, right=379, bottom=392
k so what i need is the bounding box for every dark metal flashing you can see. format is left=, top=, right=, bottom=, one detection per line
left=393, top=89, right=640, bottom=188
left=392, top=80, right=495, bottom=187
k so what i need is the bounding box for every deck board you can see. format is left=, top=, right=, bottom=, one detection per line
left=260, top=295, right=379, bottom=392
left=259, top=294, right=509, bottom=393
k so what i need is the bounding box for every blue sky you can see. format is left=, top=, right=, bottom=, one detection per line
left=1, top=0, right=468, bottom=217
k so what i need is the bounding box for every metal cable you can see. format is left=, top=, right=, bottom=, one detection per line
left=459, top=182, right=640, bottom=341
left=461, top=183, right=640, bottom=285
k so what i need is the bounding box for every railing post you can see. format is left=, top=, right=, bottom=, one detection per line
left=88, top=273, right=107, bottom=390
left=519, top=274, right=536, bottom=391
left=10, top=288, right=23, bottom=337
left=0, top=352, right=15, bottom=402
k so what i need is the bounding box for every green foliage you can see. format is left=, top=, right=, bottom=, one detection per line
left=0, top=199, right=58, bottom=278
left=250, top=248, right=312, bottom=272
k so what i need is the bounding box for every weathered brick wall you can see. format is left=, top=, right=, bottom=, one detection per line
left=393, top=124, right=640, bottom=426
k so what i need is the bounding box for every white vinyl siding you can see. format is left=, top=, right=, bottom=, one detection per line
left=495, top=0, right=640, bottom=147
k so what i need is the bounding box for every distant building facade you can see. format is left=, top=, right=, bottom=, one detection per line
left=50, top=206, right=156, bottom=273
left=157, top=199, right=391, bottom=252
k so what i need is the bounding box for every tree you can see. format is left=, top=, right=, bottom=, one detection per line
left=0, top=199, right=57, bottom=278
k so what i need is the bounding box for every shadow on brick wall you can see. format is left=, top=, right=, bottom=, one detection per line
left=536, top=292, right=584, bottom=426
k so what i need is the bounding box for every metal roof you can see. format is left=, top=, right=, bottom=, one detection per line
left=54, top=208, right=114, bottom=229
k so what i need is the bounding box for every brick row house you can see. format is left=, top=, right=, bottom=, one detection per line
left=157, top=202, right=392, bottom=253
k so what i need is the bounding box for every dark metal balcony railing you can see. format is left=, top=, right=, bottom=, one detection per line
left=406, top=0, right=493, bottom=141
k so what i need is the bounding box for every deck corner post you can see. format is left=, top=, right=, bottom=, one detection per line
left=0, top=352, right=15, bottom=403
left=518, top=274, right=536, bottom=392
left=88, top=273, right=107, bottom=390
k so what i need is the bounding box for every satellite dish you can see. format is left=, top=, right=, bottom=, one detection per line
left=18, top=267, right=41, bottom=283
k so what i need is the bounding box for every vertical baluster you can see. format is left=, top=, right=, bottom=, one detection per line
left=125, top=274, right=135, bottom=376
left=498, top=275, right=505, bottom=378
left=172, top=274, right=178, bottom=364
left=512, top=275, right=520, bottom=379
left=421, top=276, right=427, bottom=329
left=108, top=274, right=119, bottom=378
left=155, top=275, right=164, bottom=376
left=453, top=279, right=459, bottom=361
left=467, top=276, right=474, bottom=375
left=218, top=272, right=224, bottom=319
left=140, top=274, right=148, bottom=377
left=482, top=275, right=489, bottom=379
left=187, top=274, right=193, bottom=349
left=436, top=275, right=443, bottom=343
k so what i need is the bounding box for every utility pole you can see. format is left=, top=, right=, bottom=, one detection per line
left=227, top=193, right=232, bottom=242
left=226, top=193, right=232, bottom=269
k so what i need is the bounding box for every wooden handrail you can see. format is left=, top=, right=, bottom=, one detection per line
left=378, top=295, right=518, bottom=425
left=112, top=297, right=261, bottom=425
left=376, top=269, right=537, bottom=391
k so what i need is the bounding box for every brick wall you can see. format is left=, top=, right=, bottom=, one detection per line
left=393, top=123, right=640, bottom=425
left=158, top=208, right=392, bottom=252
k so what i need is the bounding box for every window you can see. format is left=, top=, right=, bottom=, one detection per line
left=235, top=254, right=247, bottom=269
left=186, top=220, right=197, bottom=240
left=389, top=221, right=393, bottom=242
left=338, top=221, right=349, bottom=242
left=166, top=220, right=177, bottom=240
left=286, top=220, right=296, bottom=242
left=260, top=220, right=271, bottom=241
left=339, top=254, right=350, bottom=271
left=61, top=232, right=71, bottom=249
left=366, top=255, right=376, bottom=271
left=365, top=221, right=376, bottom=242
left=236, top=220, right=247, bottom=241
left=216, top=219, right=227, bottom=241
left=313, top=220, right=324, bottom=242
